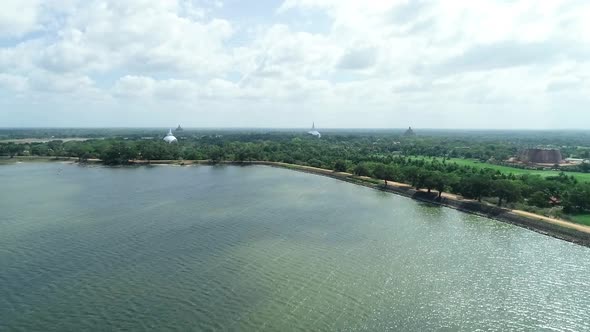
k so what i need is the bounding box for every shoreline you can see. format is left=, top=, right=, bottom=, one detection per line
left=259, top=162, right=590, bottom=245
left=5, top=156, right=590, bottom=247
left=259, top=162, right=590, bottom=247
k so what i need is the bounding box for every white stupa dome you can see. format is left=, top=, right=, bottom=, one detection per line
left=307, top=122, right=321, bottom=138
left=163, top=129, right=177, bottom=143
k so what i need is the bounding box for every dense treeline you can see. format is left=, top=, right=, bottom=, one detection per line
left=3, top=128, right=590, bottom=159
left=2, top=133, right=590, bottom=220
left=351, top=158, right=590, bottom=214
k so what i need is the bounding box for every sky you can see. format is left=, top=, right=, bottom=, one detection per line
left=1, top=0, right=590, bottom=129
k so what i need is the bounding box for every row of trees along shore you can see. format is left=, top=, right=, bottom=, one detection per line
left=1, top=136, right=590, bottom=219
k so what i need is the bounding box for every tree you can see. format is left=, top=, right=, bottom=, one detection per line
left=458, top=174, right=491, bottom=202
left=101, top=142, right=137, bottom=165
left=403, top=165, right=421, bottom=188
left=308, top=158, right=322, bottom=168
left=209, top=146, right=224, bottom=162
left=579, top=162, right=590, bottom=173
left=236, top=149, right=248, bottom=162
left=333, top=160, right=347, bottom=172
left=422, top=171, right=436, bottom=193
left=30, top=143, right=49, bottom=156
left=431, top=171, right=457, bottom=198
left=492, top=179, right=521, bottom=207
left=372, top=164, right=387, bottom=180
left=563, top=183, right=590, bottom=213
left=384, top=165, right=402, bottom=182
left=5, top=143, right=24, bottom=158
left=47, top=141, right=64, bottom=157
left=67, top=143, right=93, bottom=162
left=528, top=191, right=550, bottom=208
left=139, top=141, right=166, bottom=163
left=353, top=163, right=371, bottom=177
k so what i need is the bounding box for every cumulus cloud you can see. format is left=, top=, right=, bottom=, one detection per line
left=2, top=0, right=590, bottom=127
left=389, top=0, right=432, bottom=25
left=113, top=76, right=157, bottom=98
left=337, top=47, right=377, bottom=70
left=29, top=71, right=100, bottom=97
left=0, top=73, right=29, bottom=92
left=432, top=40, right=588, bottom=75
left=0, top=0, right=41, bottom=37
left=7, top=0, right=235, bottom=76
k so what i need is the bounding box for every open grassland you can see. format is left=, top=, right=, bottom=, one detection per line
left=571, top=214, right=590, bottom=226
left=411, top=156, right=590, bottom=182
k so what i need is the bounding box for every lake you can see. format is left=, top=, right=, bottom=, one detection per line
left=1, top=163, right=589, bottom=331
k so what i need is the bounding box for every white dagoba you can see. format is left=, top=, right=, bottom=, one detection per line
left=163, top=129, right=178, bottom=143
left=308, top=122, right=321, bottom=138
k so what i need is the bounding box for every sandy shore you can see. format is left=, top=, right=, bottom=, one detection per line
left=240, top=161, right=590, bottom=246
left=511, top=210, right=590, bottom=233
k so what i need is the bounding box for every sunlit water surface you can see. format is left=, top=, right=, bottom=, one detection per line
left=1, top=163, right=589, bottom=331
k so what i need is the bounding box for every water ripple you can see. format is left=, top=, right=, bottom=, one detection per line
left=0, top=164, right=589, bottom=331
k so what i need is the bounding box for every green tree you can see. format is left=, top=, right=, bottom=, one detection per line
left=563, top=183, right=590, bottom=213
left=308, top=158, right=322, bottom=168
left=333, top=160, right=347, bottom=172
left=403, top=165, right=421, bottom=188
left=492, top=179, right=521, bottom=207
left=528, top=191, right=550, bottom=208
left=31, top=143, right=49, bottom=156
left=47, top=141, right=65, bottom=157
left=431, top=171, right=457, bottom=198
left=579, top=162, right=590, bottom=173
left=353, top=163, right=371, bottom=177
left=458, top=174, right=491, bottom=202
left=140, top=141, right=166, bottom=163
left=209, top=146, right=224, bottom=162
left=383, top=165, right=402, bottom=182
left=67, top=143, right=93, bottom=162
left=372, top=164, right=387, bottom=180
left=422, top=171, right=436, bottom=193
left=101, top=142, right=137, bottom=165
left=5, top=143, right=25, bottom=158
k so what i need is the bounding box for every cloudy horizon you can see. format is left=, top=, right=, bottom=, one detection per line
left=1, top=0, right=590, bottom=129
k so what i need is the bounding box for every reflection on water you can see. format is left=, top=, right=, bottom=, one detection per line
left=0, top=163, right=589, bottom=331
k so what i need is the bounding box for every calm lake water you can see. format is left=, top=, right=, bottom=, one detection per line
left=1, top=163, right=589, bottom=331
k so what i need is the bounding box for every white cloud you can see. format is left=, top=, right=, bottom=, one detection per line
left=113, top=75, right=156, bottom=98
left=19, top=0, right=235, bottom=76
left=337, top=47, right=377, bottom=70
left=29, top=71, right=101, bottom=97
left=113, top=75, right=246, bottom=101
left=0, top=0, right=41, bottom=37
left=0, top=73, right=29, bottom=92
left=2, top=0, right=590, bottom=127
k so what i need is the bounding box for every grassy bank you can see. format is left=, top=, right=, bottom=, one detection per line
left=411, top=156, right=590, bottom=182
left=571, top=214, right=590, bottom=226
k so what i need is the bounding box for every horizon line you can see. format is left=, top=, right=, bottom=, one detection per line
left=1, top=127, right=590, bottom=131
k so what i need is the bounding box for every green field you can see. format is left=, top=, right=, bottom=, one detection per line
left=571, top=214, right=590, bottom=226
left=411, top=156, right=590, bottom=182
